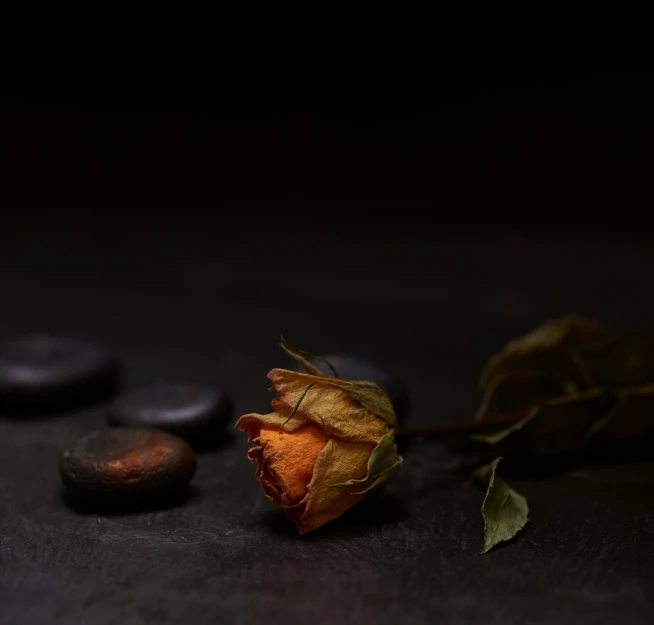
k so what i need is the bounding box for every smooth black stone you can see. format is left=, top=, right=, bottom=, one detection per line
left=59, top=428, right=197, bottom=503
left=107, top=379, right=232, bottom=446
left=0, top=334, right=120, bottom=414
left=296, top=354, right=410, bottom=422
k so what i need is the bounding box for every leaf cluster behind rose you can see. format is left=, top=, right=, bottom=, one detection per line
left=471, top=316, right=654, bottom=454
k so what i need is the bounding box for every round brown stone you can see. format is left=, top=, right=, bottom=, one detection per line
left=59, top=428, right=197, bottom=503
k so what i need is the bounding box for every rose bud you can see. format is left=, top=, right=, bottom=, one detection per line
left=236, top=341, right=402, bottom=534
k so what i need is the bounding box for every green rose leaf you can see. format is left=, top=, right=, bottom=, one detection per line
left=473, top=457, right=529, bottom=554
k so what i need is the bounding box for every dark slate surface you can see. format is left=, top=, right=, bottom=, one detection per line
left=1, top=227, right=653, bottom=625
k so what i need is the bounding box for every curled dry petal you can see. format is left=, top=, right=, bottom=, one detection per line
left=269, top=368, right=393, bottom=440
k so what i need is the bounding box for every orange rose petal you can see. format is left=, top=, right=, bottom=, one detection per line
left=258, top=424, right=328, bottom=505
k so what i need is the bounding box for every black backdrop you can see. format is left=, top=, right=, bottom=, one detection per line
left=2, top=64, right=652, bottom=237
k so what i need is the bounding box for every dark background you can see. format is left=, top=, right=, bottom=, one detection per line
left=2, top=63, right=653, bottom=235
left=1, top=63, right=654, bottom=624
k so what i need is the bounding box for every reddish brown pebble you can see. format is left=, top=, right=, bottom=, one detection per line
left=59, top=428, right=196, bottom=503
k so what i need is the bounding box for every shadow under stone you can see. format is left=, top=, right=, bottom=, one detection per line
left=60, top=485, right=204, bottom=516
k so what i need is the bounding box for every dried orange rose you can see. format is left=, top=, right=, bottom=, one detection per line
left=236, top=360, right=402, bottom=534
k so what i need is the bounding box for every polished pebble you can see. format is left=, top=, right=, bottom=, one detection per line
left=107, top=380, right=232, bottom=446
left=59, top=428, right=196, bottom=503
left=0, top=334, right=120, bottom=414
left=296, top=353, right=410, bottom=422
